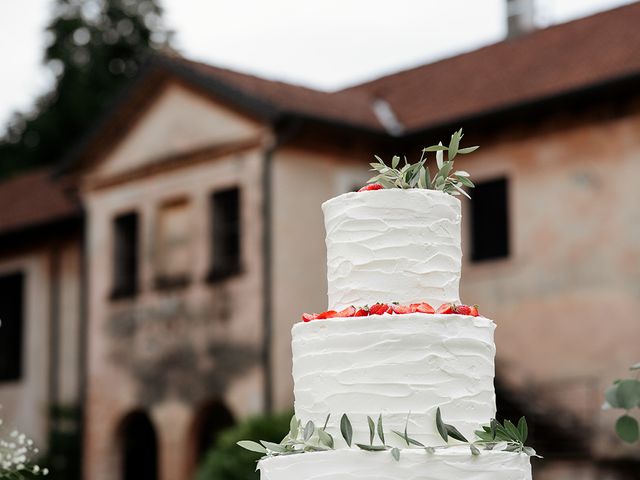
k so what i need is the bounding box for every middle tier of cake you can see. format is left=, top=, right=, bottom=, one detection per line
left=292, top=313, right=496, bottom=447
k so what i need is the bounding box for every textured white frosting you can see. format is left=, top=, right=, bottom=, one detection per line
left=323, top=189, right=462, bottom=310
left=292, top=314, right=496, bottom=448
left=259, top=448, right=532, bottom=480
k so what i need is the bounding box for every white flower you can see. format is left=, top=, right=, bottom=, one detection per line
left=0, top=406, right=49, bottom=479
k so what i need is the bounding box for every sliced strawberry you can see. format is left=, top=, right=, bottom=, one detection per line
left=437, top=303, right=455, bottom=314
left=369, top=303, right=392, bottom=315
left=469, top=305, right=480, bottom=317
left=415, top=302, right=435, bottom=314
left=368, top=303, right=382, bottom=315
left=336, top=306, right=356, bottom=317
left=358, top=183, right=384, bottom=192
left=354, top=307, right=369, bottom=317
left=456, top=305, right=472, bottom=316
left=302, top=313, right=318, bottom=322
left=316, top=310, right=338, bottom=319
left=392, top=304, right=412, bottom=314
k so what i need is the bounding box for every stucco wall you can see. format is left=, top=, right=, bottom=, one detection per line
left=453, top=114, right=640, bottom=457
left=83, top=147, right=266, bottom=480
left=0, top=251, right=51, bottom=447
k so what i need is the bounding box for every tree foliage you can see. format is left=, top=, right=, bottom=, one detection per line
left=0, top=0, right=173, bottom=177
left=195, top=411, right=292, bottom=480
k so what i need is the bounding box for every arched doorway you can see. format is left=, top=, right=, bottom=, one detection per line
left=189, top=400, right=234, bottom=472
left=118, top=411, right=158, bottom=480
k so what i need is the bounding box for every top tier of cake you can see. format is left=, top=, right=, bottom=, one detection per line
left=323, top=189, right=462, bottom=310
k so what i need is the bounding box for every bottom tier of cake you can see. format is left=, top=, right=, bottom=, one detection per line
left=258, top=447, right=532, bottom=480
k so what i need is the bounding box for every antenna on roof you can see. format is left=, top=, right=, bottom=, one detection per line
left=506, top=0, right=536, bottom=38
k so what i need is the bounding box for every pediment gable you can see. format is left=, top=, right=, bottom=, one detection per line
left=91, top=81, right=262, bottom=179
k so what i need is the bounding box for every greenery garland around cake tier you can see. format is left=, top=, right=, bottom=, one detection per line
left=359, top=128, right=478, bottom=198
left=238, top=408, right=540, bottom=462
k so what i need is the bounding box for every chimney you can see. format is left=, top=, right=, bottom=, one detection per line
left=506, top=0, right=536, bottom=38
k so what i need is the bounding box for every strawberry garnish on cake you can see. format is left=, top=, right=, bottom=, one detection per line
left=336, top=306, right=356, bottom=317
left=410, top=302, right=435, bottom=314
left=437, top=303, right=455, bottom=314
left=369, top=303, right=393, bottom=315
left=301, top=302, right=479, bottom=322
left=357, top=183, right=384, bottom=192
left=392, top=304, right=412, bottom=314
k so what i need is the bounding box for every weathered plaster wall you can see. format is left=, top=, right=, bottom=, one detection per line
left=83, top=147, right=266, bottom=480
left=454, top=113, right=640, bottom=457
left=0, top=251, right=51, bottom=447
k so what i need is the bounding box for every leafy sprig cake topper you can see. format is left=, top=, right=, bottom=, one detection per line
left=363, top=128, right=478, bottom=198
left=237, top=410, right=539, bottom=463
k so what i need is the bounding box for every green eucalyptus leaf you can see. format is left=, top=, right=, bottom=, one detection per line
left=439, top=161, right=454, bottom=179
left=341, top=414, right=353, bottom=447
left=455, top=175, right=475, bottom=188
left=616, top=415, right=639, bottom=443
left=517, top=417, right=528, bottom=443
left=504, top=420, right=522, bottom=442
left=237, top=440, right=267, bottom=454
left=436, top=144, right=444, bottom=169
left=423, top=145, right=448, bottom=152
left=289, top=415, right=299, bottom=439
left=377, top=415, right=385, bottom=445
left=318, top=428, right=334, bottom=449
left=391, top=447, right=400, bottom=461
left=475, top=429, right=493, bottom=442
left=367, top=416, right=376, bottom=445
left=445, top=424, right=468, bottom=443
left=374, top=155, right=386, bottom=165
left=261, top=440, right=286, bottom=453
left=392, top=155, right=400, bottom=169
left=323, top=414, right=331, bottom=431
left=452, top=182, right=471, bottom=199
left=617, top=380, right=640, bottom=409
left=448, top=130, right=461, bottom=160
left=458, top=146, right=479, bottom=154
left=303, top=421, right=315, bottom=441
left=356, top=443, right=388, bottom=451
left=378, top=177, right=395, bottom=189
left=493, top=441, right=508, bottom=451
left=435, top=408, right=448, bottom=442
left=490, top=419, right=498, bottom=440
left=404, top=412, right=411, bottom=446
left=392, top=430, right=425, bottom=447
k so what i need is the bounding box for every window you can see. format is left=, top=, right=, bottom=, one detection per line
left=155, top=199, right=192, bottom=289
left=112, top=212, right=139, bottom=298
left=0, top=272, right=24, bottom=381
left=208, top=187, right=241, bottom=281
left=470, top=177, right=510, bottom=262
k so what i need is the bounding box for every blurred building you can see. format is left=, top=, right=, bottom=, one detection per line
left=1, top=2, right=639, bottom=480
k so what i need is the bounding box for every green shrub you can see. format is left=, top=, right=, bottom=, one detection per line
left=195, top=410, right=292, bottom=480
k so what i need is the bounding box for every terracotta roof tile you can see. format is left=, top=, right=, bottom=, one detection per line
left=0, top=169, right=80, bottom=236
left=173, top=58, right=384, bottom=131
left=342, top=2, right=640, bottom=132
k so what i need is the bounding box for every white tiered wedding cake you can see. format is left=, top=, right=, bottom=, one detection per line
left=242, top=132, right=534, bottom=479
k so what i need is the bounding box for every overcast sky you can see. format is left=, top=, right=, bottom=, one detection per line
left=0, top=0, right=636, bottom=132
